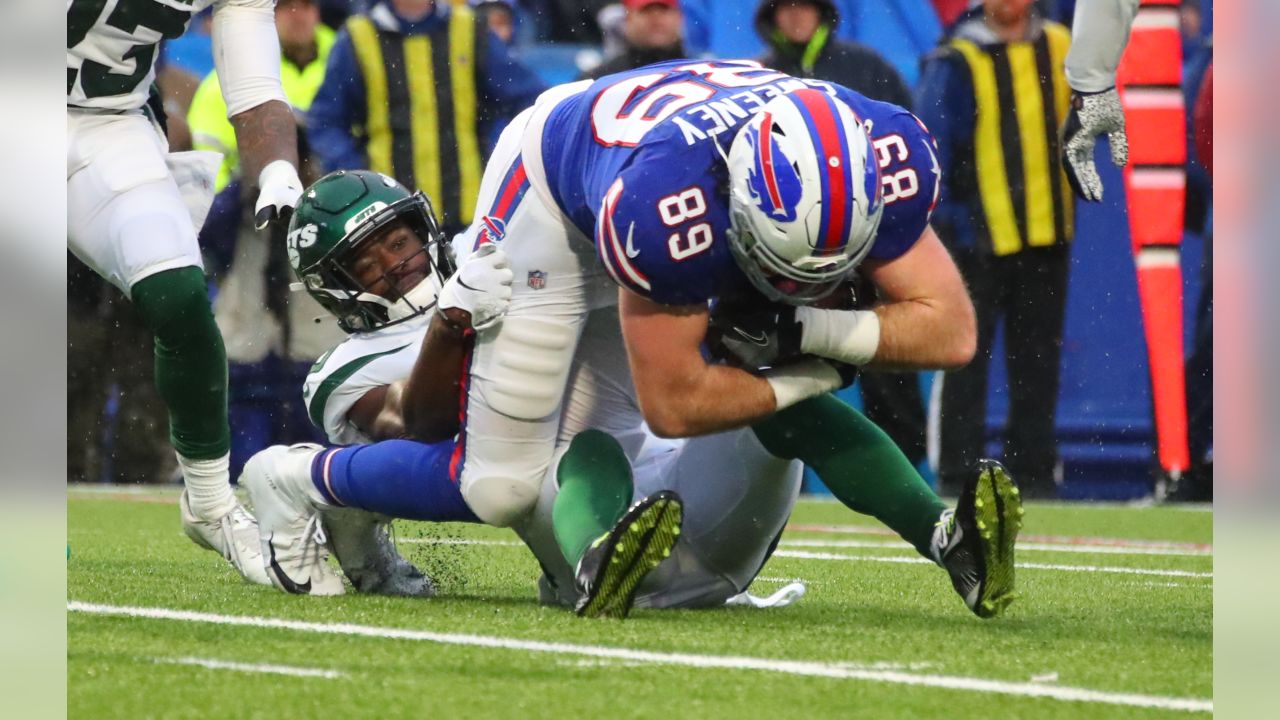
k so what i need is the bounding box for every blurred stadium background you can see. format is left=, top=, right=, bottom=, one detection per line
left=73, top=0, right=1215, bottom=501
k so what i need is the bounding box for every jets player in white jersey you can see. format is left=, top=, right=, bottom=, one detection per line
left=239, top=169, right=802, bottom=613
left=68, top=0, right=306, bottom=584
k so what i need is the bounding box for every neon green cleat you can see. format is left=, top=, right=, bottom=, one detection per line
left=574, top=491, right=683, bottom=620
left=930, top=460, right=1024, bottom=619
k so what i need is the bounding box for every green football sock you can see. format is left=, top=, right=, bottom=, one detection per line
left=753, top=394, right=948, bottom=557
left=552, top=430, right=634, bottom=568
left=130, top=267, right=230, bottom=461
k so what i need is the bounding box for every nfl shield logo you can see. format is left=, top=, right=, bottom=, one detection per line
left=527, top=270, right=547, bottom=290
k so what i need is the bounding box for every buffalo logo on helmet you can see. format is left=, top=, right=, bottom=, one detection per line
left=743, top=111, right=803, bottom=223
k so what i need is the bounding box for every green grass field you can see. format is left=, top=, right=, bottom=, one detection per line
left=68, top=486, right=1212, bottom=719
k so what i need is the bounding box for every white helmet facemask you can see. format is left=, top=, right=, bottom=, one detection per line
left=726, top=88, right=884, bottom=305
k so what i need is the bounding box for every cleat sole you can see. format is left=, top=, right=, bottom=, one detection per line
left=576, top=492, right=683, bottom=620
left=972, top=462, right=1022, bottom=619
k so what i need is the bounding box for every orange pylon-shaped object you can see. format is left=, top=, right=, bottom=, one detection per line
left=1117, top=0, right=1189, bottom=476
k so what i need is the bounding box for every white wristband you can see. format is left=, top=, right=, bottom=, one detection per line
left=765, top=358, right=843, bottom=411
left=213, top=5, right=288, bottom=117
left=795, top=307, right=881, bottom=367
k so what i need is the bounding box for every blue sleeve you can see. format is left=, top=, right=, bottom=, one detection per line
left=864, top=108, right=945, bottom=261
left=912, top=50, right=977, bottom=251
left=594, top=163, right=736, bottom=306
left=479, top=29, right=547, bottom=117
left=306, top=30, right=368, bottom=173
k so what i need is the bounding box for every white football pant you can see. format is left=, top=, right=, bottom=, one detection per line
left=67, top=109, right=210, bottom=295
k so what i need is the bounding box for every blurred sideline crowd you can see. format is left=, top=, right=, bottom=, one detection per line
left=67, top=0, right=1214, bottom=501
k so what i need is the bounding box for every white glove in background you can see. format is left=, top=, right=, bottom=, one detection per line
left=254, top=159, right=303, bottom=229
left=1062, top=88, right=1129, bottom=202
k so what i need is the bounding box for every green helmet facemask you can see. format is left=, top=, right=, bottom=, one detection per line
left=287, top=170, right=456, bottom=333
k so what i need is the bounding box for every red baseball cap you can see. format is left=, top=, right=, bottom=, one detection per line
left=623, top=0, right=680, bottom=9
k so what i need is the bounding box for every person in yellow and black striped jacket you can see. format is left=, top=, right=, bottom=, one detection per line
left=916, top=0, right=1073, bottom=500
left=307, top=0, right=545, bottom=236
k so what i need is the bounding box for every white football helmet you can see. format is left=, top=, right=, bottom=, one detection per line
left=726, top=88, right=884, bottom=305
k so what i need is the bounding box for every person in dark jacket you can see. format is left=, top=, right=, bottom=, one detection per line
left=754, top=0, right=912, bottom=111
left=917, top=0, right=1075, bottom=499
left=307, top=0, right=545, bottom=235
left=756, top=0, right=927, bottom=469
left=580, top=0, right=687, bottom=81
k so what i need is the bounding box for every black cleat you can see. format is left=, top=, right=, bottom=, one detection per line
left=574, top=491, right=683, bottom=619
left=931, top=460, right=1024, bottom=618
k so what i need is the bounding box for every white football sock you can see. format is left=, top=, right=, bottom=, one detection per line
left=177, top=453, right=237, bottom=520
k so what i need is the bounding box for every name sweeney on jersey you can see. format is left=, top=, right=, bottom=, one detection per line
left=613, top=75, right=840, bottom=147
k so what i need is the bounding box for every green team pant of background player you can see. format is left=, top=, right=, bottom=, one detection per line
left=68, top=0, right=308, bottom=583
left=242, top=170, right=1024, bottom=619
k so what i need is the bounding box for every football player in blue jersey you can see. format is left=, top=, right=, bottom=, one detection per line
left=242, top=167, right=992, bottom=617
left=444, top=60, right=1023, bottom=617
left=247, top=62, right=1026, bottom=619
left=451, top=63, right=932, bottom=514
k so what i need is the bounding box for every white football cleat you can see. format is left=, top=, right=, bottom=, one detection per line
left=240, top=444, right=345, bottom=596
left=180, top=491, right=273, bottom=586
left=323, top=508, right=436, bottom=598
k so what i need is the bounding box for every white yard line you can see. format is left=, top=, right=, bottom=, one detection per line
left=1133, top=581, right=1214, bottom=590
left=399, top=538, right=1211, bottom=579
left=786, top=523, right=1211, bottom=552
left=150, top=655, right=343, bottom=679
left=779, top=538, right=1212, bottom=558
left=754, top=576, right=812, bottom=585
left=772, top=551, right=1214, bottom=579
left=399, top=538, right=523, bottom=546
left=71, top=602, right=1210, bottom=713
left=69, top=485, right=1211, bottom=552
left=69, top=484, right=181, bottom=496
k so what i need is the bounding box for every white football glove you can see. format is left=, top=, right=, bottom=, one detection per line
left=254, top=159, right=304, bottom=229
left=1061, top=88, right=1129, bottom=202
left=438, top=244, right=514, bottom=331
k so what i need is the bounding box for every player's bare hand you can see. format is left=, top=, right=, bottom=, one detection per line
left=438, top=243, right=513, bottom=331
left=254, top=159, right=304, bottom=229
left=1061, top=88, right=1128, bottom=202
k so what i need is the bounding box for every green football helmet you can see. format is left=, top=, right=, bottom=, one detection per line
left=287, top=170, right=456, bottom=333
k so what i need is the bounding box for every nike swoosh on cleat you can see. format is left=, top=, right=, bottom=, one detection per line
left=733, top=328, right=769, bottom=346
left=267, top=534, right=311, bottom=594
